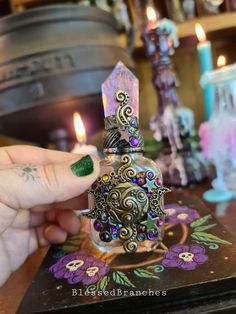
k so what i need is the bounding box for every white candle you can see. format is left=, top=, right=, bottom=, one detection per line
left=71, top=143, right=98, bottom=155
left=72, top=112, right=98, bottom=156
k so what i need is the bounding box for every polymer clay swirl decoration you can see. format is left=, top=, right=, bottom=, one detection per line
left=86, top=154, right=170, bottom=253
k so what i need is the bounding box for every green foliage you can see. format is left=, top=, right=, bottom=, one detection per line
left=190, top=214, right=212, bottom=228
left=134, top=268, right=160, bottom=279
left=99, top=276, right=110, bottom=292
left=112, top=271, right=135, bottom=288
left=191, top=232, right=232, bottom=245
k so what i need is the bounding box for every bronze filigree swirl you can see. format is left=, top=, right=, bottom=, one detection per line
left=87, top=189, right=107, bottom=219
left=85, top=151, right=170, bottom=253
left=115, top=90, right=129, bottom=104
left=118, top=226, right=138, bottom=253
left=103, top=90, right=144, bottom=153
left=118, top=155, right=136, bottom=182
left=149, top=187, right=170, bottom=216
left=115, top=90, right=133, bottom=127
left=107, top=182, right=149, bottom=225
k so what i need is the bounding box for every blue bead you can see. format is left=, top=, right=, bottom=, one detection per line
left=149, top=212, right=156, bottom=218
left=130, top=119, right=137, bottom=127
left=112, top=233, right=118, bottom=239
left=148, top=231, right=158, bottom=240
left=101, top=214, right=107, bottom=221
left=137, top=233, right=146, bottom=242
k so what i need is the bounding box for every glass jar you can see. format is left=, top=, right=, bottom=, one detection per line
left=200, top=64, right=236, bottom=201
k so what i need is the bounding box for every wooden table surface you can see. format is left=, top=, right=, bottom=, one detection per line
left=0, top=181, right=235, bottom=314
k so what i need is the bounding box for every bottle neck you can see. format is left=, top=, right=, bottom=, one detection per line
left=103, top=115, right=144, bottom=154
left=104, top=151, right=143, bottom=161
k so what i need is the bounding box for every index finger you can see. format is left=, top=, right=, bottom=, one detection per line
left=0, top=145, right=84, bottom=165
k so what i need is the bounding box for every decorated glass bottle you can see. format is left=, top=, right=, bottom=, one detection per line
left=85, top=62, right=170, bottom=253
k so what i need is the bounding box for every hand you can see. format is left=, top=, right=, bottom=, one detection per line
left=0, top=145, right=100, bottom=287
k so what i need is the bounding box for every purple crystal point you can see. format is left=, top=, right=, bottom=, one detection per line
left=102, top=61, right=139, bottom=118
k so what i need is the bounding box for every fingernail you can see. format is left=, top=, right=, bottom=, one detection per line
left=70, top=155, right=94, bottom=177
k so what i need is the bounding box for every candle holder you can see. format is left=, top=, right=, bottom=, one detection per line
left=199, top=64, right=236, bottom=202
left=142, top=27, right=209, bottom=187
left=84, top=61, right=170, bottom=253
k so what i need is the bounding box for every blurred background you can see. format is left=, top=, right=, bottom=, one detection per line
left=0, top=0, right=235, bottom=152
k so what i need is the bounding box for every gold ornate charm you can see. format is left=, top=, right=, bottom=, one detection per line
left=86, top=154, right=170, bottom=253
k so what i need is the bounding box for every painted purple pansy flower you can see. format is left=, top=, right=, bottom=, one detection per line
left=49, top=251, right=89, bottom=282
left=77, top=257, right=110, bottom=285
left=49, top=251, right=109, bottom=285
left=162, top=244, right=208, bottom=270
left=165, top=204, right=200, bottom=225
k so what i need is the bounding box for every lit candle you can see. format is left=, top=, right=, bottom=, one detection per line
left=146, top=6, right=158, bottom=29
left=195, top=23, right=214, bottom=120
left=217, top=55, right=226, bottom=68
left=71, top=112, right=98, bottom=155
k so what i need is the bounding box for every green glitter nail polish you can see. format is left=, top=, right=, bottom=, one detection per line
left=71, top=155, right=94, bottom=177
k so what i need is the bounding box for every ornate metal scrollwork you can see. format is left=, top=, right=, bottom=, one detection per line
left=103, top=90, right=144, bottom=153
left=86, top=153, right=170, bottom=253
left=85, top=90, right=170, bottom=253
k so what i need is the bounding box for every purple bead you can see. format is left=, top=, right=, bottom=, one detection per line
left=148, top=230, right=158, bottom=240
left=136, top=224, right=145, bottom=233
left=147, top=192, right=152, bottom=198
left=93, top=220, right=103, bottom=232
left=146, top=171, right=154, bottom=179
left=100, top=231, right=111, bottom=242
left=130, top=137, right=139, bottom=147
left=137, top=178, right=145, bottom=186
left=156, top=178, right=162, bottom=186
left=111, top=226, right=117, bottom=232
left=91, top=182, right=98, bottom=189
left=156, top=218, right=164, bottom=227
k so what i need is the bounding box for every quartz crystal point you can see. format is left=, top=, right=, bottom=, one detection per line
left=102, top=61, right=139, bottom=118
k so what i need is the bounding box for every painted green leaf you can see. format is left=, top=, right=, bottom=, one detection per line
left=99, top=275, right=110, bottom=292
left=85, top=285, right=97, bottom=293
left=194, top=224, right=217, bottom=232
left=190, top=214, right=212, bottom=228
left=134, top=268, right=159, bottom=279
left=112, top=271, right=136, bottom=288
left=191, top=232, right=232, bottom=245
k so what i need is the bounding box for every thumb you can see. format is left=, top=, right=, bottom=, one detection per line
left=0, top=155, right=100, bottom=209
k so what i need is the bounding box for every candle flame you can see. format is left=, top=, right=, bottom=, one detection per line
left=146, top=6, right=157, bottom=24
left=195, top=23, right=206, bottom=42
left=217, top=55, right=226, bottom=67
left=73, top=112, right=87, bottom=144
